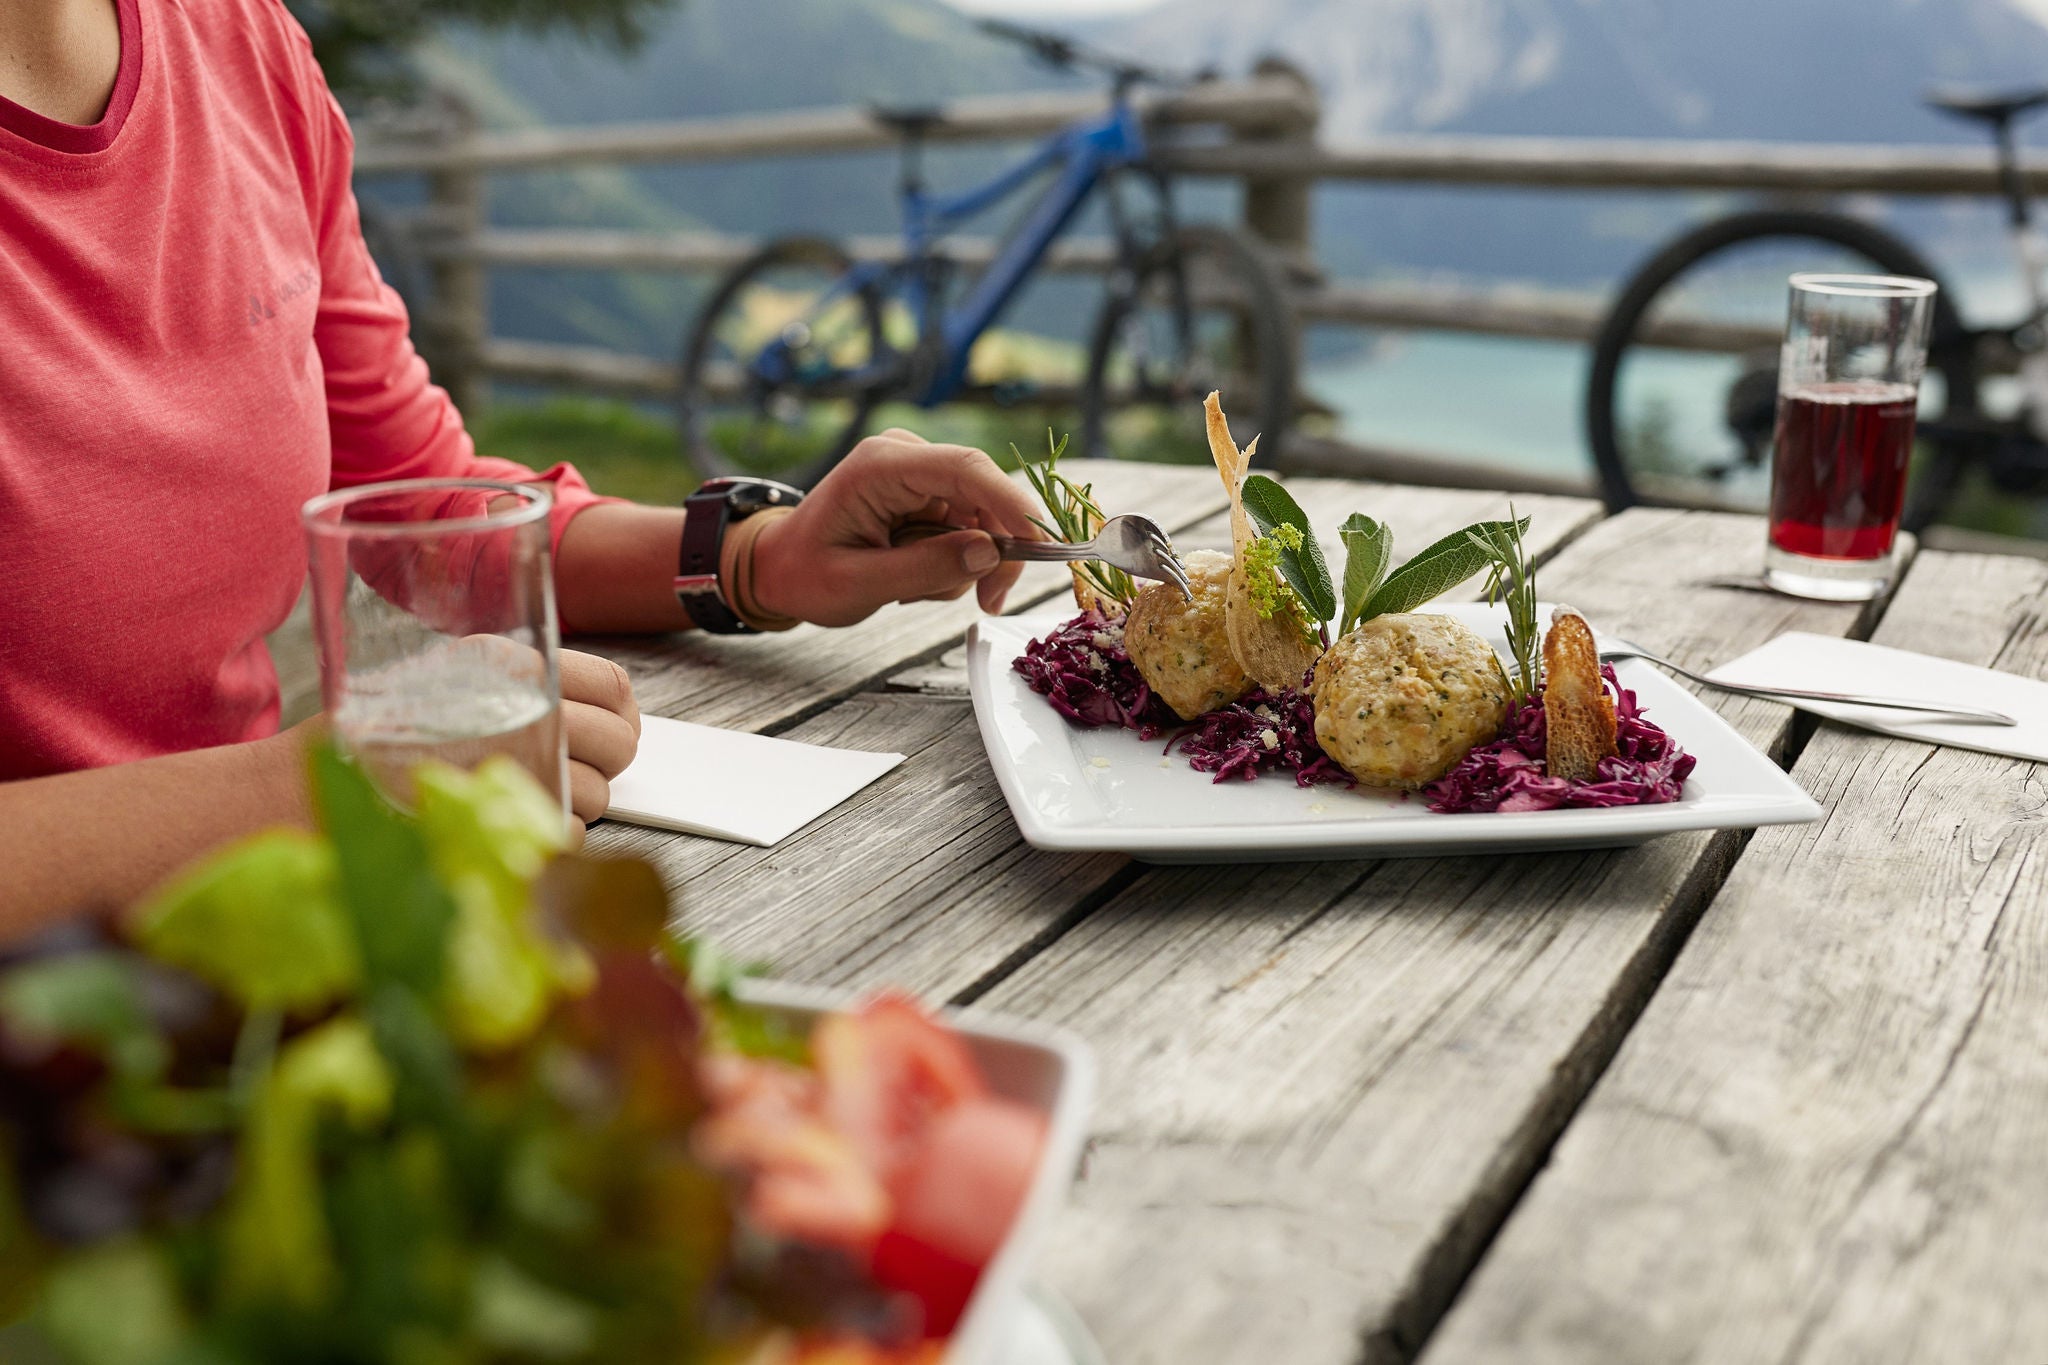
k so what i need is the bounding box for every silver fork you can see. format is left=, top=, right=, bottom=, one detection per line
left=1599, top=639, right=2017, bottom=726
left=892, top=513, right=1192, bottom=599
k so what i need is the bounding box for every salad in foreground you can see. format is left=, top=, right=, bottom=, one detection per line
left=1012, top=397, right=1695, bottom=812
left=0, top=751, right=1043, bottom=1363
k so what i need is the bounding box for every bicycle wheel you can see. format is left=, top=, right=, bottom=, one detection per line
left=679, top=236, right=887, bottom=487
left=1586, top=210, right=1978, bottom=517
left=1081, top=225, right=1296, bottom=464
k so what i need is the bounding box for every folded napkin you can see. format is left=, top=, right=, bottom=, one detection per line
left=604, top=715, right=905, bottom=846
left=1708, top=632, right=2048, bottom=763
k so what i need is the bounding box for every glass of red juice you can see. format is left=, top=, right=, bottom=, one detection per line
left=1765, top=273, right=1936, bottom=600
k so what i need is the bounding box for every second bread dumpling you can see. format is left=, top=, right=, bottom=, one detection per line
left=1311, top=613, right=1509, bottom=788
left=1124, top=548, right=1253, bottom=721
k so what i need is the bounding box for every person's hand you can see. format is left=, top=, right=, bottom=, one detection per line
left=749, top=430, right=1044, bottom=628
left=561, top=649, right=640, bottom=831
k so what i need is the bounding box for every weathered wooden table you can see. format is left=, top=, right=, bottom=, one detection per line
left=577, top=461, right=2048, bottom=1365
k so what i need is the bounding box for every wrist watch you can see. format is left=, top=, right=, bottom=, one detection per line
left=674, top=476, right=805, bottom=633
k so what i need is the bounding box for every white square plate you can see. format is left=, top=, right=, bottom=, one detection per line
left=967, top=602, right=1821, bottom=863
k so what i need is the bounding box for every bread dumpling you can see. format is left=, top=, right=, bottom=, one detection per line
left=1123, top=549, right=1252, bottom=721
left=1311, top=613, right=1509, bottom=789
left=1204, top=392, right=1319, bottom=691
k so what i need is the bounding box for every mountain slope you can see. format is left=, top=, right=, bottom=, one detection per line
left=1094, top=0, right=2048, bottom=142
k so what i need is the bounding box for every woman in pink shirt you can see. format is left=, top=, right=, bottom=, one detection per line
left=0, top=0, right=1041, bottom=938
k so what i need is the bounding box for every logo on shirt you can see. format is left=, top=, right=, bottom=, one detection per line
left=248, top=264, right=319, bottom=327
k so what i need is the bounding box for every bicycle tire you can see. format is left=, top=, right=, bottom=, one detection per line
left=1081, top=224, right=1296, bottom=464
left=1585, top=209, right=1979, bottom=519
left=678, top=236, right=886, bottom=487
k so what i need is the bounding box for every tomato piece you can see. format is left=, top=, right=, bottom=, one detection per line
left=871, top=1227, right=983, bottom=1339
left=813, top=992, right=987, bottom=1189
left=889, top=1098, right=1044, bottom=1268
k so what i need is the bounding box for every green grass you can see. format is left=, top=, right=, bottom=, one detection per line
left=466, top=394, right=1202, bottom=498
left=469, top=396, right=696, bottom=505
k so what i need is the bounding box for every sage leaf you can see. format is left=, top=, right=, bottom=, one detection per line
left=1337, top=513, right=1392, bottom=634
left=1241, top=474, right=1337, bottom=623
left=1364, top=516, right=1531, bottom=620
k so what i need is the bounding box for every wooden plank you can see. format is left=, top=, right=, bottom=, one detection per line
left=966, top=509, right=1909, bottom=1365
left=580, top=460, right=1229, bottom=733
left=1280, top=435, right=1600, bottom=500
left=1162, top=135, right=2048, bottom=198
left=1298, top=280, right=1777, bottom=355
left=589, top=480, right=1599, bottom=999
left=354, top=76, right=1318, bottom=176
left=588, top=692, right=1126, bottom=998
left=444, top=228, right=1117, bottom=276
left=1421, top=549, right=2048, bottom=1365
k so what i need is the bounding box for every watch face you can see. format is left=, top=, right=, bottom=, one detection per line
left=728, top=480, right=804, bottom=514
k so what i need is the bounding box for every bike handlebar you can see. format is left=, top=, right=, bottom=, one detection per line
left=975, top=17, right=1199, bottom=91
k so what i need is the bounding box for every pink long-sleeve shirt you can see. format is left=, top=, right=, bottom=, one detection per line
left=0, top=0, right=607, bottom=781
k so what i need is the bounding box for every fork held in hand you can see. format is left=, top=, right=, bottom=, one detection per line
left=891, top=513, right=1192, bottom=600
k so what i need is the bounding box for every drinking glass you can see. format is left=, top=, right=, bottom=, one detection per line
left=302, top=478, right=567, bottom=815
left=1765, top=272, right=1937, bottom=601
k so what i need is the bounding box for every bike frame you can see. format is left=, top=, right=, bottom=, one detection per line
left=749, top=97, right=1151, bottom=406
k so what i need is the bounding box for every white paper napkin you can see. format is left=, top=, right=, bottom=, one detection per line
left=1707, top=632, right=2048, bottom=763
left=603, top=715, right=905, bottom=846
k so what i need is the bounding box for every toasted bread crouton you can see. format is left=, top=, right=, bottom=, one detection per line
left=1543, top=606, right=1617, bottom=782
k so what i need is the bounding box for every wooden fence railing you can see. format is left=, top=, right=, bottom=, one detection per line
left=356, top=70, right=2047, bottom=495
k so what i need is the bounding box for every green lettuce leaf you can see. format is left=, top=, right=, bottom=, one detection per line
left=415, top=759, right=581, bottom=1050
left=221, top=1015, right=393, bottom=1309
left=1337, top=513, right=1392, bottom=634
left=36, top=1240, right=188, bottom=1365
left=133, top=831, right=358, bottom=1015
left=311, top=747, right=456, bottom=998
left=1363, top=516, right=1531, bottom=621
left=1241, top=475, right=1336, bottom=623
left=0, top=953, right=163, bottom=1084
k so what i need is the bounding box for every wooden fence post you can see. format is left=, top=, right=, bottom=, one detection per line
left=1237, top=57, right=1321, bottom=278
left=419, top=96, right=487, bottom=416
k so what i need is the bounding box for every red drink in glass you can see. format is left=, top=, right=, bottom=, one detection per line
left=1763, top=274, right=1934, bottom=601
left=1767, top=381, right=1918, bottom=560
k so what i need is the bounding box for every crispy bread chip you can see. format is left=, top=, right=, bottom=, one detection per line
left=1204, top=392, right=1320, bottom=691
left=1542, top=606, right=1617, bottom=782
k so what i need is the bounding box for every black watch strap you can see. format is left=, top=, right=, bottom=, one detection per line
left=674, top=478, right=804, bottom=634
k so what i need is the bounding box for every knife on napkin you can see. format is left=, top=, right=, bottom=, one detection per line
left=1708, top=633, right=2048, bottom=762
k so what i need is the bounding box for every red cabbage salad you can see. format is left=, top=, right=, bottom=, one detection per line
left=1422, top=664, right=1696, bottom=813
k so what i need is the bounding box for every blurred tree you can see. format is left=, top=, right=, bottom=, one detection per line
left=285, top=0, right=681, bottom=95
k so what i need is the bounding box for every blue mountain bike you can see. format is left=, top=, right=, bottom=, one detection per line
left=678, top=20, right=1297, bottom=486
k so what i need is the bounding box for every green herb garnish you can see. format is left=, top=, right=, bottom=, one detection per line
left=1016, top=429, right=1136, bottom=609
left=1467, top=506, right=1540, bottom=701
left=1240, top=474, right=1336, bottom=624
left=1336, top=513, right=1392, bottom=634
left=1354, top=516, right=1530, bottom=623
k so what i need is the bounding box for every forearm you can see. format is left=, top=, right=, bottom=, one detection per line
left=0, top=730, right=311, bottom=946
left=553, top=503, right=693, bottom=634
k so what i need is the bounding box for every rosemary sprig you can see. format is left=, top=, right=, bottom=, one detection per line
left=1468, top=505, right=1539, bottom=702
left=1015, top=430, right=1136, bottom=608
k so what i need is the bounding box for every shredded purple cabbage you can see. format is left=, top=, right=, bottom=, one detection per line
left=1012, top=610, right=1175, bottom=739
left=1167, top=687, right=1352, bottom=788
left=1422, top=665, right=1695, bottom=813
